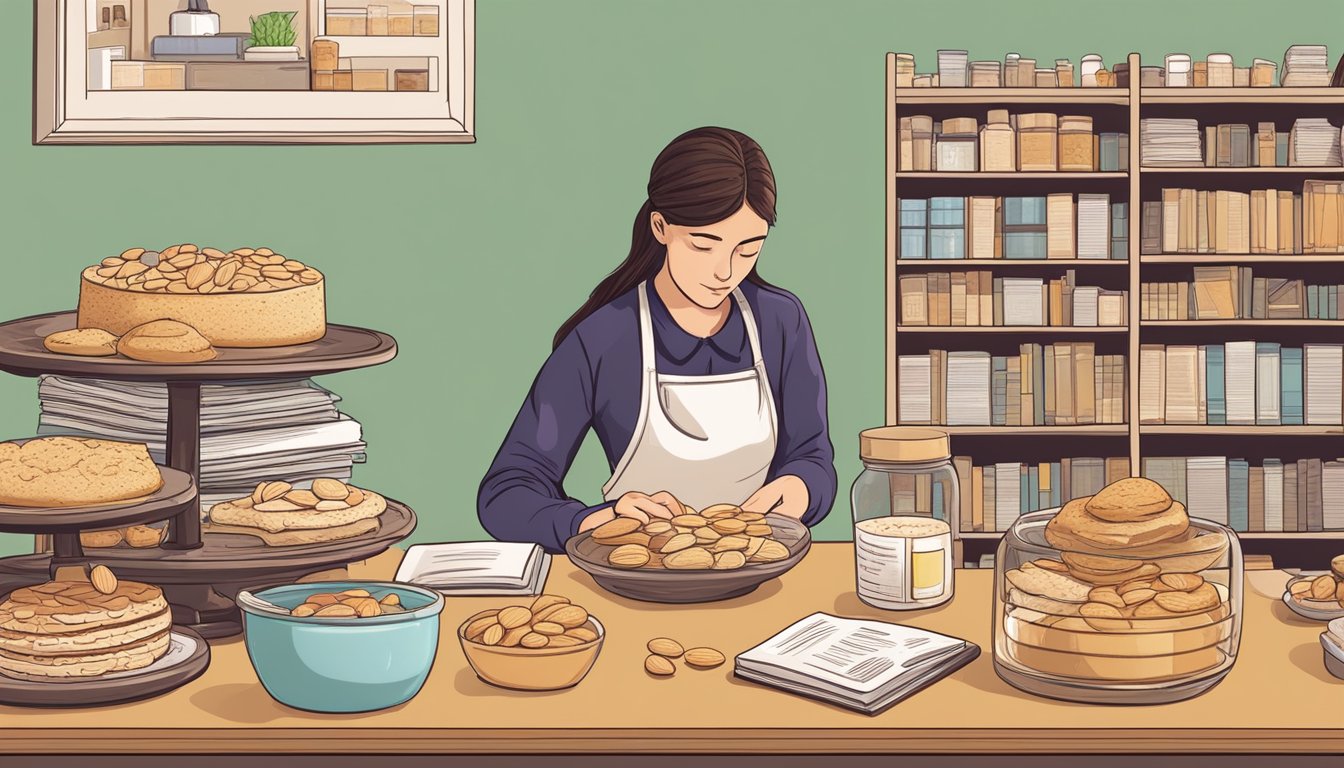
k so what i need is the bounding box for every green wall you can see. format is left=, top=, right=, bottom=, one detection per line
left=0, top=1, right=1339, bottom=556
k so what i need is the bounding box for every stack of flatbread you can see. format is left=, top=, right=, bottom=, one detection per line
left=0, top=568, right=170, bottom=680
left=206, top=477, right=386, bottom=546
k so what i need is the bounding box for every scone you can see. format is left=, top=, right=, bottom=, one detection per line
left=42, top=328, right=119, bottom=357
left=1046, top=495, right=1190, bottom=550
left=0, top=570, right=171, bottom=680
left=206, top=478, right=385, bottom=545
left=0, top=437, right=163, bottom=508
left=1084, top=477, right=1173, bottom=522
left=117, top=319, right=217, bottom=363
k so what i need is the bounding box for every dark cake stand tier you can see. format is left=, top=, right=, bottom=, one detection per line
left=0, top=311, right=403, bottom=638
left=0, top=501, right=416, bottom=638
left=0, top=466, right=196, bottom=534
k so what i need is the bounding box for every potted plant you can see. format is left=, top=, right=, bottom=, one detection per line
left=243, top=11, right=301, bottom=62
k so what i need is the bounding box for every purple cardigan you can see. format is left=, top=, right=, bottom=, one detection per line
left=477, top=281, right=836, bottom=553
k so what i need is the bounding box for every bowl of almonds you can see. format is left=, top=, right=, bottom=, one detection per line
left=236, top=581, right=443, bottom=713
left=458, top=594, right=604, bottom=691
left=1282, top=555, right=1344, bottom=622
left=564, top=505, right=811, bottom=603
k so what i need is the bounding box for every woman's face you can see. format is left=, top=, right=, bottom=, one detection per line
left=651, top=203, right=769, bottom=309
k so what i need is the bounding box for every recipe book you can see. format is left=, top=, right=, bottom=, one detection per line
left=733, top=612, right=980, bottom=715
left=394, top=541, right=551, bottom=596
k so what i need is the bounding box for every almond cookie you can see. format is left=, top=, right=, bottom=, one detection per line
left=0, top=437, right=163, bottom=508
left=42, top=328, right=119, bottom=357
left=1046, top=496, right=1190, bottom=551
left=1004, top=566, right=1092, bottom=603
left=117, top=319, right=217, bottom=363
left=1083, top=477, right=1174, bottom=523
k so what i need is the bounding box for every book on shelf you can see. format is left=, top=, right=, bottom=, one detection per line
left=1142, top=456, right=1344, bottom=532
left=1017, top=113, right=1059, bottom=171
left=1141, top=186, right=1334, bottom=255
left=1303, top=181, right=1344, bottom=253
left=1136, top=343, right=1342, bottom=425
left=954, top=455, right=1129, bottom=532
left=937, top=49, right=969, bottom=87
left=1147, top=267, right=1321, bottom=320
left=935, top=117, right=980, bottom=172
left=980, top=109, right=1016, bottom=171
left=899, top=344, right=1126, bottom=427
left=733, top=612, right=979, bottom=716
left=1140, top=118, right=1202, bottom=167
left=1282, top=45, right=1332, bottom=86
left=899, top=195, right=1125, bottom=261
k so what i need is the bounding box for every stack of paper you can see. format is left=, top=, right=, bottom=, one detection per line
left=1072, top=286, right=1100, bottom=327
left=1223, top=341, right=1258, bottom=425
left=946, top=352, right=991, bottom=425
left=36, top=375, right=365, bottom=514
left=898, top=355, right=933, bottom=424
left=994, top=462, right=1021, bottom=530
left=394, top=542, right=551, bottom=596
left=1140, top=118, right=1203, bottom=166
left=1323, top=462, right=1344, bottom=530
left=1281, top=45, right=1331, bottom=86
left=733, top=613, right=979, bottom=715
left=1187, top=456, right=1230, bottom=525
left=1076, top=194, right=1110, bottom=259
left=1289, top=118, right=1342, bottom=166
left=968, top=60, right=1002, bottom=87
left=1046, top=194, right=1075, bottom=258
left=937, top=50, right=968, bottom=87
left=1305, top=344, right=1344, bottom=424
left=1003, top=278, right=1045, bottom=326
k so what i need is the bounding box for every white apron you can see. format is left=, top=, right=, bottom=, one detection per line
left=602, top=281, right=779, bottom=511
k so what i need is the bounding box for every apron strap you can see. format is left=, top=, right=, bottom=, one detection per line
left=732, top=288, right=766, bottom=367
left=636, top=282, right=657, bottom=373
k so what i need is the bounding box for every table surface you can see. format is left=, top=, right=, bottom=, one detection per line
left=3, top=544, right=1341, bottom=756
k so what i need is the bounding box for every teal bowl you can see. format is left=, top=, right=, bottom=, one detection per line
left=237, top=581, right=443, bottom=713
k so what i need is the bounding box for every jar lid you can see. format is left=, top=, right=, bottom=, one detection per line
left=859, top=426, right=951, bottom=462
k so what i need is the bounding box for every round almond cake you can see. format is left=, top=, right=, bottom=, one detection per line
left=76, top=244, right=326, bottom=348
left=0, top=577, right=171, bottom=680
left=0, top=437, right=163, bottom=508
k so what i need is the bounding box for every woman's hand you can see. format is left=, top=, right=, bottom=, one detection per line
left=579, top=490, right=683, bottom=531
left=741, top=475, right=810, bottom=520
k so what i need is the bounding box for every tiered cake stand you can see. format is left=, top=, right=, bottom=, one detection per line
left=0, top=311, right=415, bottom=639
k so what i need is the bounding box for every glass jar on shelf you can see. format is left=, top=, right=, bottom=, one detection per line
left=992, top=496, right=1243, bottom=704
left=413, top=4, right=439, bottom=36
left=850, top=426, right=958, bottom=611
left=326, top=7, right=368, bottom=36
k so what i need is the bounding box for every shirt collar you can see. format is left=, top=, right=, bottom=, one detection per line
left=647, top=282, right=747, bottom=365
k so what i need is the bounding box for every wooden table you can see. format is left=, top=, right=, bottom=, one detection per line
left=3, top=544, right=1341, bottom=767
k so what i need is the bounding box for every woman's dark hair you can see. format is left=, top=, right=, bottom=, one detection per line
left=554, top=126, right=777, bottom=349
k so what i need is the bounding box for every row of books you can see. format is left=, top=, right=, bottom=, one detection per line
left=1139, top=184, right=1344, bottom=255
left=948, top=456, right=1131, bottom=533
left=895, top=51, right=1123, bottom=89
left=900, top=195, right=1127, bottom=260
left=894, top=46, right=1340, bottom=90
left=1140, top=118, right=1342, bottom=168
left=898, top=344, right=1127, bottom=427
left=899, top=270, right=1128, bottom=327
left=1141, top=267, right=1340, bottom=320
left=899, top=113, right=1128, bottom=173
left=1138, top=343, right=1343, bottom=426
left=1142, top=456, right=1344, bottom=532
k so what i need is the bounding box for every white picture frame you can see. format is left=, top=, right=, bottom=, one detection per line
left=34, top=0, right=474, bottom=144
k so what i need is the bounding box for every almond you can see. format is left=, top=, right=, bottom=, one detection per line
left=564, top=626, right=598, bottom=643
left=1087, top=587, right=1126, bottom=609
left=648, top=637, right=684, bottom=658
left=497, top=606, right=533, bottom=629
left=185, top=262, right=215, bottom=289
left=530, top=594, right=570, bottom=612
left=710, top=518, right=747, bottom=535
left=500, top=626, right=530, bottom=647
left=1116, top=579, right=1154, bottom=595
left=464, top=613, right=499, bottom=640
left=648, top=531, right=675, bottom=552
left=1080, top=601, right=1130, bottom=631
left=480, top=623, right=505, bottom=646
left=90, top=565, right=118, bottom=595
left=671, top=514, right=708, bottom=528
left=314, top=604, right=357, bottom=618
left=253, top=499, right=305, bottom=513
left=315, top=500, right=350, bottom=512
left=1289, top=580, right=1314, bottom=596
left=1122, top=588, right=1158, bottom=605
left=645, top=655, right=676, bottom=676
left=664, top=547, right=714, bottom=570
left=693, top=526, right=721, bottom=544
left=290, top=603, right=319, bottom=617
left=532, top=621, right=566, bottom=636
left=601, top=531, right=653, bottom=548
left=592, top=517, right=642, bottom=541
left=344, top=487, right=365, bottom=506
left=713, top=551, right=747, bottom=570
left=312, top=478, right=349, bottom=500
left=608, top=544, right=651, bottom=569
left=642, top=520, right=674, bottom=535
left=700, top=504, right=740, bottom=518
left=1310, top=574, right=1336, bottom=600
left=520, top=632, right=549, bottom=649
left=547, top=605, right=589, bottom=629
left=750, top=539, right=789, bottom=563
left=120, top=248, right=146, bottom=261
left=735, top=511, right=766, bottom=523
left=1154, top=583, right=1220, bottom=613
left=660, top=533, right=697, bottom=554
left=284, top=489, right=321, bottom=507
left=261, top=481, right=292, bottom=502
left=344, top=597, right=382, bottom=617
left=1158, top=573, right=1205, bottom=592
left=547, top=634, right=586, bottom=648
left=711, top=535, right=749, bottom=553
left=745, top=524, right=775, bottom=537
left=80, top=529, right=123, bottom=549
left=379, top=593, right=401, bottom=607
left=683, top=647, right=726, bottom=669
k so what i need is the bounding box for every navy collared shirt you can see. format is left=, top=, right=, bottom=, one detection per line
left=478, top=280, right=836, bottom=553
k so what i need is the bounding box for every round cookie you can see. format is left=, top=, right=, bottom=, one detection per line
left=1046, top=496, right=1191, bottom=551
left=1084, top=477, right=1173, bottom=523
left=42, top=328, right=119, bottom=357
left=116, top=319, right=217, bottom=363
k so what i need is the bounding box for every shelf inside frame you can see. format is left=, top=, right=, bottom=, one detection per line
left=932, top=425, right=1130, bottom=435
left=1141, top=254, right=1344, bottom=264
left=1140, top=87, right=1344, bottom=104
left=317, top=35, right=445, bottom=58
left=1140, top=166, right=1344, bottom=174
left=897, top=326, right=1128, bottom=334
left=894, top=88, right=1129, bottom=105
left=1141, top=425, right=1344, bottom=435
left=1141, top=320, right=1344, bottom=327
left=896, top=172, right=1128, bottom=179
left=897, top=259, right=1130, bottom=267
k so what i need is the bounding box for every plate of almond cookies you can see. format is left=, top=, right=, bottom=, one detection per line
left=1282, top=555, right=1344, bottom=622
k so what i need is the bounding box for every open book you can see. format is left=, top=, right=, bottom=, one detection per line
left=394, top=541, right=551, bottom=596
left=733, top=612, right=979, bottom=715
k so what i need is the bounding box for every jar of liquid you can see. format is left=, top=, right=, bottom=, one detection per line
left=851, top=427, right=958, bottom=610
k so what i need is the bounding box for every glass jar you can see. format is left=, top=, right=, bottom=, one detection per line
left=993, top=509, right=1242, bottom=704
left=850, top=427, right=958, bottom=610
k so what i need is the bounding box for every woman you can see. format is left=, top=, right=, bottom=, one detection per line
left=478, top=127, right=835, bottom=553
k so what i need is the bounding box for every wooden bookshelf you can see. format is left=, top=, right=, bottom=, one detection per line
left=886, top=52, right=1344, bottom=567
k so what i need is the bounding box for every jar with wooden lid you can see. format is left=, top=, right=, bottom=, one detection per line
left=1016, top=112, right=1059, bottom=171
left=980, top=109, right=1016, bottom=172
left=935, top=117, right=979, bottom=172
left=1058, top=115, right=1095, bottom=172
left=851, top=427, right=958, bottom=610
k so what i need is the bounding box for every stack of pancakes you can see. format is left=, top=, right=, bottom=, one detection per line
left=0, top=577, right=171, bottom=680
